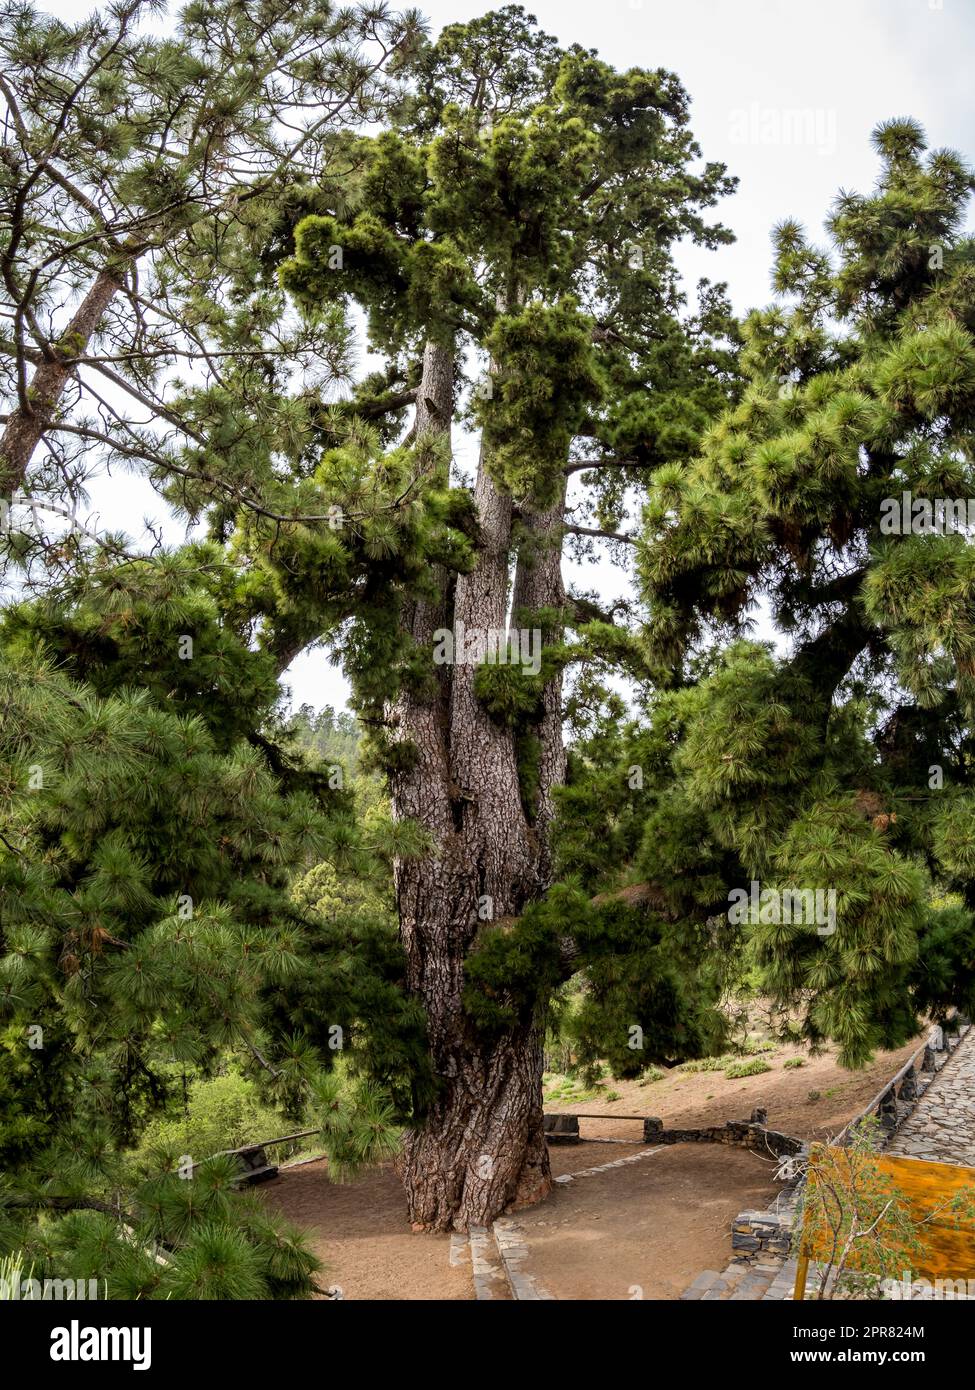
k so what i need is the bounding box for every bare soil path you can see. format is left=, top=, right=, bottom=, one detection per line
left=261, top=1161, right=473, bottom=1301
left=261, top=1035, right=925, bottom=1300
left=520, top=1142, right=780, bottom=1300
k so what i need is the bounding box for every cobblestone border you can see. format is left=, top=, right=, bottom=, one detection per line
left=886, top=1021, right=975, bottom=1164
left=494, top=1218, right=557, bottom=1300
left=855, top=1019, right=971, bottom=1146
left=468, top=1225, right=509, bottom=1300
left=551, top=1144, right=664, bottom=1185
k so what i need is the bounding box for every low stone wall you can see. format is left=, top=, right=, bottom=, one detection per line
left=644, top=1112, right=803, bottom=1158
left=732, top=1207, right=795, bottom=1259
left=840, top=1019, right=970, bottom=1145
left=543, top=1108, right=803, bottom=1157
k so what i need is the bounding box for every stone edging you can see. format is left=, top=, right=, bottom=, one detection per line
left=466, top=1226, right=508, bottom=1300
left=493, top=1218, right=556, bottom=1300
left=552, top=1144, right=664, bottom=1185
left=844, top=1019, right=971, bottom=1145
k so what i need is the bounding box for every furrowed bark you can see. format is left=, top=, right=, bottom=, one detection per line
left=511, top=479, right=569, bottom=884
left=391, top=338, right=554, bottom=1231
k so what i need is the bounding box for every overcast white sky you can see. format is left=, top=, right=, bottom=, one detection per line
left=39, top=0, right=975, bottom=712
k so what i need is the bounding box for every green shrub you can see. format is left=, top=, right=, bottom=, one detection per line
left=783, top=1057, right=805, bottom=1069
left=637, top=1066, right=664, bottom=1086
left=542, top=1073, right=601, bottom=1105
left=724, top=1058, right=772, bottom=1079
left=136, top=1073, right=284, bottom=1166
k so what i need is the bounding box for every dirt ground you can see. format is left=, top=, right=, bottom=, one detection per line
left=528, top=1141, right=780, bottom=1299
left=545, top=1035, right=924, bottom=1145
left=261, top=1033, right=924, bottom=1300
left=261, top=1160, right=473, bottom=1301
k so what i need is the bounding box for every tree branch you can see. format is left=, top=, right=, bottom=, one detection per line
left=564, top=456, right=645, bottom=475
left=564, top=523, right=638, bottom=546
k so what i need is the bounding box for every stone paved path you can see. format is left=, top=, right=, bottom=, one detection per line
left=885, top=1027, right=975, bottom=1167
left=681, top=1256, right=784, bottom=1301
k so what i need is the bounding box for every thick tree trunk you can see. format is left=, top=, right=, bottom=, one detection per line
left=389, top=337, right=558, bottom=1231
left=0, top=268, right=122, bottom=499
left=511, top=481, right=569, bottom=882
left=399, top=1011, right=551, bottom=1229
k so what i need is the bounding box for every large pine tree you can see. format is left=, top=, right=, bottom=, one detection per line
left=235, top=8, right=739, bottom=1228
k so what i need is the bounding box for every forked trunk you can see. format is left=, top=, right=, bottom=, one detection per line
left=389, top=336, right=566, bottom=1230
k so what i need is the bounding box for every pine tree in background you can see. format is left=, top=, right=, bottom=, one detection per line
left=629, top=119, right=975, bottom=1066
left=0, top=554, right=419, bottom=1295
left=0, top=0, right=419, bottom=521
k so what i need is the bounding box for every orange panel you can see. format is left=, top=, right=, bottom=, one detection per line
left=800, top=1146, right=975, bottom=1281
